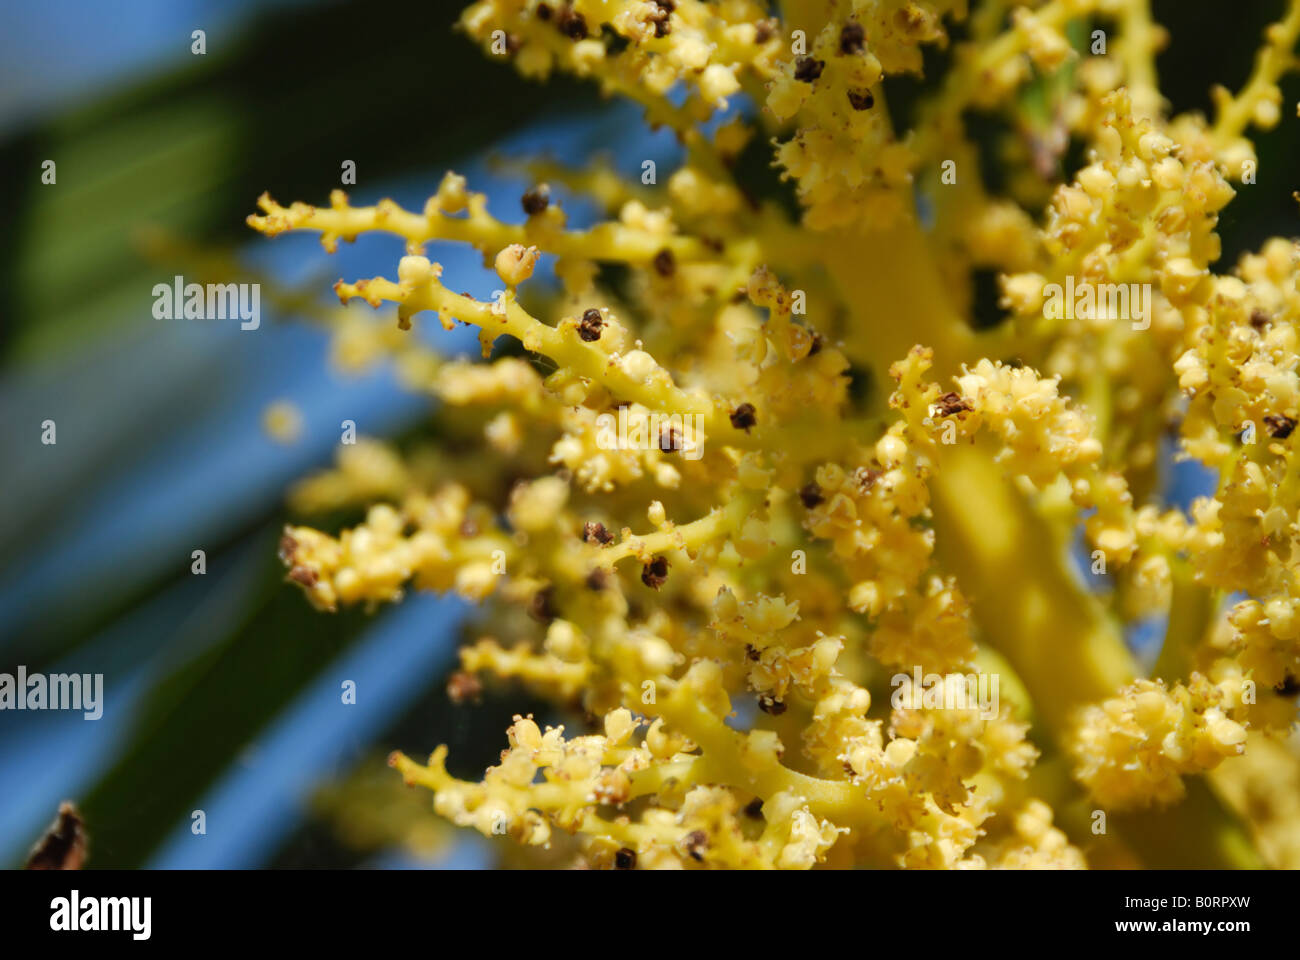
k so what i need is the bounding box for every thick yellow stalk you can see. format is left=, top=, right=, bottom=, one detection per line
left=820, top=217, right=1259, bottom=867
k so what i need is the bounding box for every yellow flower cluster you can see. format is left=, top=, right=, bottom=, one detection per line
left=250, top=0, right=1300, bottom=867
left=1071, top=671, right=1250, bottom=808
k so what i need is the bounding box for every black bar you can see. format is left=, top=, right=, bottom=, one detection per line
left=0, top=868, right=1284, bottom=947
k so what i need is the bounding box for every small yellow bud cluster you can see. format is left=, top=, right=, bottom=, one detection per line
left=278, top=487, right=513, bottom=611
left=1071, top=674, right=1249, bottom=809
left=964, top=800, right=1087, bottom=870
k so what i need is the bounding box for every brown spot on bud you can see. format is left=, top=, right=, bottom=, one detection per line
left=641, top=556, right=669, bottom=589
left=521, top=184, right=550, bottom=215
left=683, top=830, right=708, bottom=861
left=848, top=89, right=874, bottom=110
left=578, top=308, right=604, bottom=341
left=1250, top=308, right=1271, bottom=330
left=652, top=248, right=676, bottom=277
left=615, top=847, right=637, bottom=869
left=536, top=2, right=552, bottom=21
left=556, top=5, right=587, bottom=39
left=745, top=644, right=761, bottom=662
left=729, top=402, right=757, bottom=432
left=840, top=21, right=865, bottom=53
left=1265, top=414, right=1296, bottom=439
left=856, top=468, right=881, bottom=492
left=529, top=585, right=558, bottom=622
left=895, top=5, right=927, bottom=33
left=288, top=565, right=319, bottom=588
left=794, top=57, right=824, bottom=82
left=799, top=482, right=824, bottom=508
left=447, top=670, right=483, bottom=704
left=585, top=568, right=609, bottom=591
left=583, top=521, right=614, bottom=545
left=754, top=18, right=776, bottom=43
left=757, top=694, right=787, bottom=715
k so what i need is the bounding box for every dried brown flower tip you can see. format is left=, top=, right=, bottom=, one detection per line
left=583, top=521, right=614, bottom=544
left=649, top=0, right=674, bottom=37
left=288, top=565, right=319, bottom=587
left=652, top=248, right=676, bottom=277
left=556, top=5, right=587, bottom=39
left=729, top=402, right=757, bottom=431
left=447, top=670, right=483, bottom=704
left=614, top=847, right=637, bottom=869
left=840, top=22, right=865, bottom=54
left=578, top=307, right=604, bottom=341
left=521, top=184, right=550, bottom=215
left=1265, top=414, right=1296, bottom=439
left=935, top=391, right=973, bottom=417
left=641, top=556, right=670, bottom=589
left=1250, top=308, right=1271, bottom=329
left=794, top=57, right=824, bottom=82
left=24, top=803, right=87, bottom=870
left=530, top=585, right=558, bottom=622
left=754, top=18, right=776, bottom=44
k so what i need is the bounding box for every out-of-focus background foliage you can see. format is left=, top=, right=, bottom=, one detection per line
left=1, top=0, right=1297, bottom=869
